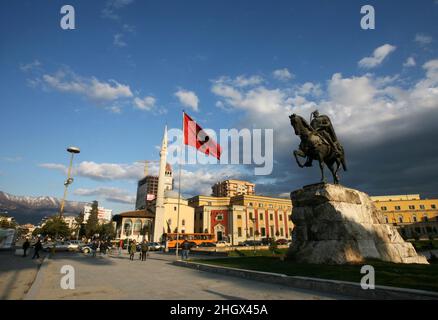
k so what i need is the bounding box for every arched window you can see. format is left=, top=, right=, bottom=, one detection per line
left=182, top=219, right=185, bottom=226
left=398, top=216, right=403, bottom=223
left=133, top=219, right=142, bottom=235
left=384, top=216, right=389, bottom=223
left=423, top=215, right=429, bottom=222
left=412, top=215, right=417, bottom=222
left=123, top=219, right=132, bottom=236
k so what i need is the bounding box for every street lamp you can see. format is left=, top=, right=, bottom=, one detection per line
left=59, top=146, right=80, bottom=218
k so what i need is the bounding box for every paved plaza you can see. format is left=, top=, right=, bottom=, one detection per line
left=17, top=251, right=354, bottom=300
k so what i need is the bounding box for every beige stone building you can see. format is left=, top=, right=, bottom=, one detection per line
left=113, top=193, right=194, bottom=242
left=371, top=194, right=438, bottom=239
left=188, top=194, right=292, bottom=245
left=211, top=179, right=255, bottom=197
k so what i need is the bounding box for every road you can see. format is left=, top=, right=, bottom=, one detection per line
left=24, top=251, right=354, bottom=300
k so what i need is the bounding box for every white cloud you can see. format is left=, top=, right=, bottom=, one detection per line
left=175, top=89, right=199, bottom=111
left=213, top=58, right=438, bottom=147
left=233, top=75, right=264, bottom=87
left=213, top=75, right=264, bottom=88
left=403, top=57, right=416, bottom=67
left=328, top=73, right=376, bottom=107
left=106, top=105, right=122, bottom=114
left=41, top=69, right=133, bottom=102
left=113, top=33, right=127, bottom=47
left=20, top=60, right=41, bottom=72
left=297, top=82, right=322, bottom=97
left=358, top=44, right=397, bottom=69
left=212, top=77, right=290, bottom=116
left=415, top=33, right=433, bottom=46
left=1, top=156, right=23, bottom=162
left=102, top=0, right=135, bottom=20
left=178, top=166, right=246, bottom=196
left=39, top=161, right=151, bottom=181
left=273, top=68, right=293, bottom=81
left=134, top=96, right=156, bottom=111
left=74, top=187, right=135, bottom=204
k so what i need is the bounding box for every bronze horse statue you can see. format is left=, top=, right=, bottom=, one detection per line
left=289, top=113, right=347, bottom=184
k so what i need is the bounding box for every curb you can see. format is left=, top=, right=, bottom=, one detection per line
left=173, top=260, right=438, bottom=300
left=24, top=255, right=50, bottom=300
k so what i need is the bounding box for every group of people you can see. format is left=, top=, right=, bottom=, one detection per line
left=21, top=238, right=42, bottom=259
left=125, top=239, right=150, bottom=261
left=89, top=239, right=112, bottom=257
left=21, top=236, right=192, bottom=261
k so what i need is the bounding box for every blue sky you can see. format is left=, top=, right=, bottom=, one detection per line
left=1, top=0, right=437, bottom=216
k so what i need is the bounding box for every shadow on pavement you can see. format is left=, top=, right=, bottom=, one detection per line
left=0, top=250, right=46, bottom=300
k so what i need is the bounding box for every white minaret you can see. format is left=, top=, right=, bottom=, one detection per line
left=153, top=126, right=167, bottom=242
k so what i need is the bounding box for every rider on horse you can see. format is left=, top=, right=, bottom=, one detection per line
left=302, top=110, right=342, bottom=167
left=310, top=110, right=342, bottom=156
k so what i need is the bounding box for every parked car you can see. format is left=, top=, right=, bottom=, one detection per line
left=216, top=241, right=230, bottom=247
left=261, top=237, right=273, bottom=245
left=241, top=240, right=262, bottom=247
left=68, top=240, right=85, bottom=251
left=81, top=244, right=94, bottom=254
left=148, top=242, right=162, bottom=251
left=275, top=239, right=288, bottom=245
left=199, top=242, right=216, bottom=247
left=43, top=241, right=71, bottom=252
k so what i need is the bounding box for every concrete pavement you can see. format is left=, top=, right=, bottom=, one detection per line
left=24, top=251, right=354, bottom=300
left=0, top=250, right=46, bottom=300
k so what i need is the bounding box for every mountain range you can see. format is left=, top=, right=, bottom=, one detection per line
left=0, top=191, right=87, bottom=225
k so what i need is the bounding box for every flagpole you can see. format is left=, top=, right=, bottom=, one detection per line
left=175, top=110, right=184, bottom=260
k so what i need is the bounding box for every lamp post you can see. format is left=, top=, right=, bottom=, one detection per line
left=59, top=146, right=80, bottom=218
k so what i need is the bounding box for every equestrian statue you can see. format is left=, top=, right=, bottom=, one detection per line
left=289, top=110, right=347, bottom=184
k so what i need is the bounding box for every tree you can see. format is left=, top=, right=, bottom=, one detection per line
left=98, top=222, right=115, bottom=240
left=85, top=201, right=99, bottom=238
left=75, top=211, right=86, bottom=238
left=40, top=216, right=70, bottom=238
left=32, top=227, right=42, bottom=237
left=0, top=219, right=16, bottom=229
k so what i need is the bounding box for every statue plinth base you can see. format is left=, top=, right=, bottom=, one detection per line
left=287, top=183, right=428, bottom=264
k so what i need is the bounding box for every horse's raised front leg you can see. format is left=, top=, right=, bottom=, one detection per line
left=293, top=150, right=306, bottom=168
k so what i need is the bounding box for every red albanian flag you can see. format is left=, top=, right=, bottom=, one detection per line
left=183, top=112, right=222, bottom=160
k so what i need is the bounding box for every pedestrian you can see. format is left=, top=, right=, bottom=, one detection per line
left=22, top=238, right=30, bottom=257
left=181, top=239, right=191, bottom=260
left=91, top=240, right=97, bottom=257
left=127, top=239, right=131, bottom=255
left=100, top=241, right=107, bottom=255
left=118, top=239, right=123, bottom=256
left=141, top=240, right=149, bottom=261
left=32, top=239, right=42, bottom=259
left=129, top=240, right=136, bottom=261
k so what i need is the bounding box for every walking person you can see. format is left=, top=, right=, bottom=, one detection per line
left=141, top=240, right=149, bottom=261
left=181, top=239, right=191, bottom=261
left=31, top=239, right=42, bottom=259
left=100, top=240, right=107, bottom=255
left=129, top=240, right=136, bottom=261
left=91, top=240, right=97, bottom=257
left=118, top=239, right=123, bottom=256
left=22, top=238, right=30, bottom=257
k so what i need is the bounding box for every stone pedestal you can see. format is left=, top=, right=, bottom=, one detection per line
left=287, top=183, right=428, bottom=264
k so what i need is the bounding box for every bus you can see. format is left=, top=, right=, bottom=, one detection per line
left=165, top=233, right=215, bottom=248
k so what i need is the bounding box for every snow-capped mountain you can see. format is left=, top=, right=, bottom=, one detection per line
left=0, top=191, right=87, bottom=224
